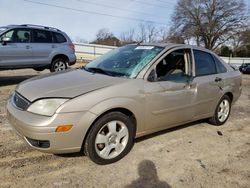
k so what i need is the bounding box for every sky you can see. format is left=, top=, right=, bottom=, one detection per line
left=0, top=0, right=249, bottom=42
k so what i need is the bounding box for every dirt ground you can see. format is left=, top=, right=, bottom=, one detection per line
left=0, top=68, right=249, bottom=188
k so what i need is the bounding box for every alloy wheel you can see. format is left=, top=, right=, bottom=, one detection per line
left=94, top=120, right=129, bottom=159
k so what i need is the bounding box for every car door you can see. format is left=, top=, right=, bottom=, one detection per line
left=0, top=28, right=33, bottom=67
left=31, top=29, right=53, bottom=65
left=144, top=48, right=196, bottom=131
left=191, top=49, right=223, bottom=119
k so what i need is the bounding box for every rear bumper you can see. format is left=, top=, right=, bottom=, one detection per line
left=68, top=54, right=77, bottom=66
left=7, top=99, right=96, bottom=154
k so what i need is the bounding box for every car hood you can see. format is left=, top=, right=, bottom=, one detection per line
left=16, top=69, right=127, bottom=102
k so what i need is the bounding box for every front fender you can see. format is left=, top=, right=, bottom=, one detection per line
left=88, top=97, right=145, bottom=133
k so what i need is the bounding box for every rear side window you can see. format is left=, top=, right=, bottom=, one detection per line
left=193, top=50, right=216, bottom=76
left=16, top=29, right=31, bottom=43
left=33, top=29, right=52, bottom=43
left=213, top=55, right=227, bottom=73
left=53, top=32, right=67, bottom=43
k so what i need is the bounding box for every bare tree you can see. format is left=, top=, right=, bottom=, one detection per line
left=234, top=29, right=250, bottom=57
left=146, top=23, right=157, bottom=42
left=74, top=36, right=88, bottom=43
left=137, top=23, right=147, bottom=42
left=120, top=28, right=136, bottom=44
left=136, top=22, right=158, bottom=43
left=92, top=28, right=121, bottom=46
left=158, top=26, right=169, bottom=42
left=96, top=28, right=114, bottom=40
left=170, top=0, right=247, bottom=50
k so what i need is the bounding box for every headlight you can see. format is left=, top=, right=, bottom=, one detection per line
left=27, top=98, right=68, bottom=116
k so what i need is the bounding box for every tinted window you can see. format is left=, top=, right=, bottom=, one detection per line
left=213, top=55, right=227, bottom=73
left=194, top=50, right=216, bottom=76
left=53, top=32, right=67, bottom=43
left=33, top=29, right=52, bottom=43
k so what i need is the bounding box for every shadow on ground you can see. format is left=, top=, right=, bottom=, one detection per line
left=125, top=160, right=171, bottom=188
left=136, top=120, right=204, bottom=143
left=56, top=120, right=206, bottom=159
left=0, top=75, right=36, bottom=86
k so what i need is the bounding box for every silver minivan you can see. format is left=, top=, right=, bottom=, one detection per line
left=0, top=24, right=76, bottom=72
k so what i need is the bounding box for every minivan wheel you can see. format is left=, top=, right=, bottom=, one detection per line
left=50, top=58, right=68, bottom=72
left=208, top=95, right=231, bottom=126
left=84, top=112, right=135, bottom=165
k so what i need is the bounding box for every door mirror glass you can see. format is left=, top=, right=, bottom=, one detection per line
left=1, top=37, right=11, bottom=45
left=2, top=37, right=11, bottom=42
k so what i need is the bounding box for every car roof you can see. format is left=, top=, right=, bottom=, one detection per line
left=2, top=24, right=61, bottom=32
left=133, top=42, right=213, bottom=52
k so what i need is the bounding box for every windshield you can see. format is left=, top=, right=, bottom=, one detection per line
left=84, top=45, right=163, bottom=78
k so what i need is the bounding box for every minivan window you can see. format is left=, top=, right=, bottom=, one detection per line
left=0, top=29, right=14, bottom=42
left=194, top=50, right=216, bottom=76
left=0, top=29, right=31, bottom=43
left=53, top=32, right=67, bottom=43
left=33, top=29, right=52, bottom=43
left=15, top=29, right=31, bottom=43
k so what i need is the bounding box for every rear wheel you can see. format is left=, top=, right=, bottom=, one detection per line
left=50, top=58, right=67, bottom=72
left=84, top=112, right=135, bottom=165
left=208, top=95, right=231, bottom=126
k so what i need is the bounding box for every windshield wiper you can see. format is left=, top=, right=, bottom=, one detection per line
left=83, top=67, right=113, bottom=76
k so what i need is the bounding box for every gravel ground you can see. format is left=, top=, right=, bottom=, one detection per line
left=0, top=69, right=250, bottom=188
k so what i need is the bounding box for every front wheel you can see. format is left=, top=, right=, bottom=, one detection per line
left=50, top=58, right=68, bottom=72
left=208, top=95, right=231, bottom=126
left=84, top=112, right=135, bottom=165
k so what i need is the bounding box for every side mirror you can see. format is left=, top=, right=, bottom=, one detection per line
left=1, top=37, right=11, bottom=45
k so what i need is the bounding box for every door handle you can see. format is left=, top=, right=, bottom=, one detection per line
left=26, top=45, right=31, bottom=49
left=215, top=77, right=222, bottom=82
left=52, top=45, right=56, bottom=48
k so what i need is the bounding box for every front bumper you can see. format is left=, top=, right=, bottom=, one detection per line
left=7, top=99, right=96, bottom=154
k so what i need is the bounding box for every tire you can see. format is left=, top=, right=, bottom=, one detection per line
left=84, top=112, right=135, bottom=165
left=208, top=95, right=231, bottom=126
left=50, top=58, right=68, bottom=72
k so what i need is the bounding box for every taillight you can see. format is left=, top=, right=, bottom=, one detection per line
left=69, top=43, right=75, bottom=52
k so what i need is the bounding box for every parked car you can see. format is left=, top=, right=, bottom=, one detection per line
left=7, top=43, right=242, bottom=164
left=0, top=24, right=76, bottom=72
left=239, top=63, right=250, bottom=74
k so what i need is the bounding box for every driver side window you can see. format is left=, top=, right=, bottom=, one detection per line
left=0, top=30, right=14, bottom=42
left=0, top=29, right=31, bottom=43
left=155, top=49, right=191, bottom=82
